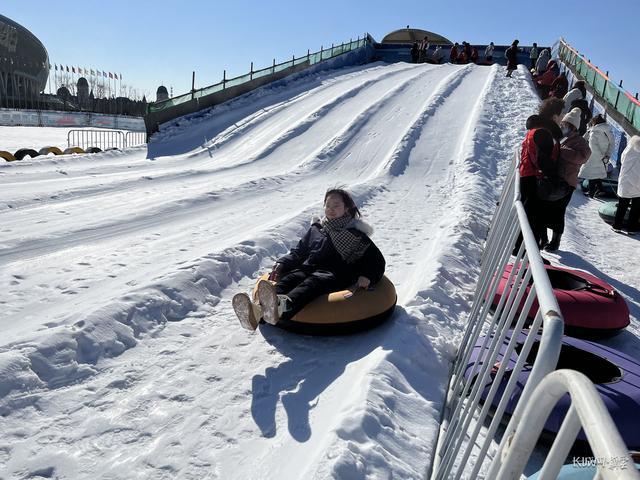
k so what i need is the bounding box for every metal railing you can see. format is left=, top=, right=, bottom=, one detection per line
left=431, top=150, right=565, bottom=479
left=558, top=38, right=640, bottom=132
left=498, top=370, right=639, bottom=479
left=147, top=34, right=371, bottom=114
left=67, top=129, right=146, bottom=150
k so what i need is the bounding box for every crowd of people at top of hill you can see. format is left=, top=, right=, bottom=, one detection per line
left=410, top=37, right=485, bottom=65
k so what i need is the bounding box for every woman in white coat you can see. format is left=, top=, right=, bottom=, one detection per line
left=579, top=115, right=614, bottom=196
left=613, top=135, right=640, bottom=233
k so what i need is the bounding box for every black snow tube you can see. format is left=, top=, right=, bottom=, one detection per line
left=14, top=148, right=39, bottom=160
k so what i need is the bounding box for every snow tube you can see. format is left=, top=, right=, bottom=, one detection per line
left=0, top=150, right=16, bottom=162
left=63, top=147, right=85, bottom=154
left=251, top=274, right=396, bottom=335
left=493, top=264, right=629, bottom=338
left=466, top=331, right=640, bottom=449
left=599, top=201, right=629, bottom=226
left=86, top=147, right=102, bottom=153
left=38, top=146, right=63, bottom=156
left=580, top=178, right=618, bottom=198
left=14, top=148, right=39, bottom=160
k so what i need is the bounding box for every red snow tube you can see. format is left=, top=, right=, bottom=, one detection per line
left=492, top=264, right=629, bottom=338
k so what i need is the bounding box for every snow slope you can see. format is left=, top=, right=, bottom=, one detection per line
left=0, top=62, right=638, bottom=479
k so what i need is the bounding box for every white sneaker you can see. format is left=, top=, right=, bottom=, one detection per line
left=232, top=293, right=261, bottom=331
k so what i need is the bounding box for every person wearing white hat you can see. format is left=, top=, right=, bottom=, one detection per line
left=540, top=107, right=591, bottom=251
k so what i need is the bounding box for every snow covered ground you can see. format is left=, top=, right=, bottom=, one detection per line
left=0, top=62, right=638, bottom=479
left=0, top=126, right=130, bottom=154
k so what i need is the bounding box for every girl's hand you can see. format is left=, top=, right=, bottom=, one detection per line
left=268, top=264, right=283, bottom=282
left=356, top=276, right=371, bottom=289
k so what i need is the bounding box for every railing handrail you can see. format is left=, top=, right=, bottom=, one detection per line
left=432, top=149, right=564, bottom=479
left=557, top=38, right=640, bottom=132
left=498, top=370, right=640, bottom=479
left=147, top=34, right=371, bottom=114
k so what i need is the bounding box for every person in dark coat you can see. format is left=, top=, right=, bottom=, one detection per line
left=470, top=47, right=479, bottom=63
left=410, top=42, right=419, bottom=63
left=232, top=189, right=386, bottom=330
left=505, top=39, right=519, bottom=77
left=550, top=72, right=569, bottom=99
left=450, top=43, right=459, bottom=63
left=519, top=97, right=565, bottom=248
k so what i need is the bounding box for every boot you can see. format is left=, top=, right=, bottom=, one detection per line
left=538, top=229, right=549, bottom=250
left=257, top=280, right=291, bottom=325
left=232, top=293, right=261, bottom=331
left=544, top=232, right=562, bottom=252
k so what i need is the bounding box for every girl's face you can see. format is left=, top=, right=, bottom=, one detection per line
left=324, top=194, right=347, bottom=219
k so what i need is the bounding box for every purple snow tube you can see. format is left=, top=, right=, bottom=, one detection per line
left=465, top=331, right=640, bottom=449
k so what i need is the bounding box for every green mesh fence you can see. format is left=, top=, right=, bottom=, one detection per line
left=148, top=37, right=367, bottom=114
left=559, top=39, right=639, bottom=133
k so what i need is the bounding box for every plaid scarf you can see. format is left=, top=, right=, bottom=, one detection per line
left=321, top=215, right=370, bottom=264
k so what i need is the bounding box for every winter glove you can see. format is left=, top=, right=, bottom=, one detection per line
left=268, top=263, right=283, bottom=282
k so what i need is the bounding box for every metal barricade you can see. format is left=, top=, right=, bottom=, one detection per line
left=431, top=149, right=565, bottom=479
left=125, top=131, right=146, bottom=147
left=430, top=149, right=638, bottom=479
left=67, top=129, right=126, bottom=151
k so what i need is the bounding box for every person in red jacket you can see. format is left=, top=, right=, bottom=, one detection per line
left=519, top=97, right=565, bottom=247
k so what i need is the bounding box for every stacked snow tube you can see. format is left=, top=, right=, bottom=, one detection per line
left=580, top=178, right=618, bottom=198
left=466, top=331, right=640, bottom=450
left=251, top=274, right=396, bottom=335
left=493, top=265, right=629, bottom=338
left=38, top=146, right=64, bottom=155
left=599, top=201, right=629, bottom=226
left=0, top=150, right=16, bottom=162
left=63, top=147, right=85, bottom=155
left=14, top=148, right=39, bottom=160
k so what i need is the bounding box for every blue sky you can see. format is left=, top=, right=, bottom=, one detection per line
left=4, top=0, right=639, bottom=100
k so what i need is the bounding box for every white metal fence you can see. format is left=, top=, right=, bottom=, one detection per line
left=67, top=130, right=146, bottom=150
left=430, top=151, right=639, bottom=480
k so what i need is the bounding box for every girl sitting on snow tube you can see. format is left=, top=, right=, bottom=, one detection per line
left=233, top=188, right=386, bottom=331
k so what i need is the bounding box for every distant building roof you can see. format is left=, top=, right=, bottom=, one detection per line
left=381, top=28, right=452, bottom=45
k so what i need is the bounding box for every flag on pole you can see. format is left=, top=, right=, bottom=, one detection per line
left=72, top=66, right=75, bottom=73
left=91, top=69, right=95, bottom=76
left=120, top=72, right=122, bottom=80
left=114, top=73, right=118, bottom=80
left=55, top=64, right=58, bottom=70
left=108, top=72, right=113, bottom=79
left=66, top=65, right=69, bottom=72
left=103, top=71, right=107, bottom=77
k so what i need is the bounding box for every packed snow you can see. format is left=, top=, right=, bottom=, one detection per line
left=0, top=61, right=638, bottom=479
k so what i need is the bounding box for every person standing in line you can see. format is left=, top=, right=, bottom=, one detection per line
left=450, top=43, right=459, bottom=63
left=535, top=48, right=551, bottom=74
left=485, top=42, right=495, bottom=63
left=410, top=42, right=419, bottom=63
left=613, top=136, right=640, bottom=234
left=519, top=97, right=565, bottom=247
left=541, top=108, right=591, bottom=251
left=529, top=42, right=539, bottom=69
left=562, top=80, right=587, bottom=114
left=418, top=36, right=430, bottom=63
left=505, top=39, right=519, bottom=77
left=432, top=45, right=444, bottom=64
left=578, top=115, right=614, bottom=197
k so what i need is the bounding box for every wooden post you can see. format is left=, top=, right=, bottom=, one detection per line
left=250, top=61, right=253, bottom=81
left=272, top=58, right=275, bottom=74
left=191, top=71, right=195, bottom=99
left=223, top=70, right=226, bottom=90
left=614, top=80, right=622, bottom=109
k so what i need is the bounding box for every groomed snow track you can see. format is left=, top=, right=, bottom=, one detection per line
left=0, top=62, right=542, bottom=479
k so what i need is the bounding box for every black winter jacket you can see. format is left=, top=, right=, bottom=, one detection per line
left=277, top=218, right=386, bottom=284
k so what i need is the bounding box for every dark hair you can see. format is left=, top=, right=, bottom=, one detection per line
left=590, top=114, right=606, bottom=126
left=324, top=188, right=361, bottom=218
left=574, top=80, right=587, bottom=98
left=539, top=97, right=565, bottom=119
